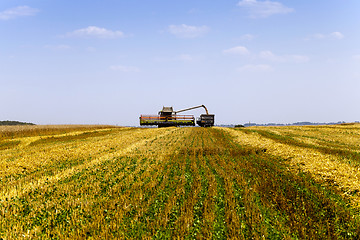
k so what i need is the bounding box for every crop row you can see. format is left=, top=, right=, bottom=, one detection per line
left=1, top=126, right=359, bottom=239
left=225, top=126, right=360, bottom=206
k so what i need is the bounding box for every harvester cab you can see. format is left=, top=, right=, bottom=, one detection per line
left=158, top=107, right=173, bottom=119
left=139, top=105, right=215, bottom=128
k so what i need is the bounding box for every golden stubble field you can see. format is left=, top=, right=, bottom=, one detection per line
left=0, top=124, right=360, bottom=239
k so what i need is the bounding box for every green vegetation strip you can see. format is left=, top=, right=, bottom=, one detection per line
left=205, top=156, right=227, bottom=239
left=121, top=157, right=175, bottom=239
left=186, top=157, right=209, bottom=239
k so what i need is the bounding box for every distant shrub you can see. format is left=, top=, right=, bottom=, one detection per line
left=234, top=124, right=244, bottom=128
left=0, top=121, right=35, bottom=126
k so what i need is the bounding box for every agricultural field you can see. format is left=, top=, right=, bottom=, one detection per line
left=1, top=124, right=360, bottom=239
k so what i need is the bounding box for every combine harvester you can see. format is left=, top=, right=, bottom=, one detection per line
left=139, top=105, right=215, bottom=128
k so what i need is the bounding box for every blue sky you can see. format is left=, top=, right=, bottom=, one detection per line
left=1, top=0, right=359, bottom=125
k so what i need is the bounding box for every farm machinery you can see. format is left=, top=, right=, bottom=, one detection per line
left=139, top=105, right=215, bottom=128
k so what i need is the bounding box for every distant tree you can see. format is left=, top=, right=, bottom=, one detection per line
left=234, top=124, right=245, bottom=128
left=0, top=121, right=35, bottom=126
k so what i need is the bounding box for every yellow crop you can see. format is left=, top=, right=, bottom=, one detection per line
left=1, top=125, right=359, bottom=239
left=224, top=124, right=360, bottom=206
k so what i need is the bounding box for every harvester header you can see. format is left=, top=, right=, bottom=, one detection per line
left=140, top=105, right=215, bottom=128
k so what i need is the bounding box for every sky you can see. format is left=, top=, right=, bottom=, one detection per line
left=1, top=0, right=359, bottom=126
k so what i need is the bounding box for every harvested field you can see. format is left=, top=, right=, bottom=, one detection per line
left=0, top=125, right=359, bottom=239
